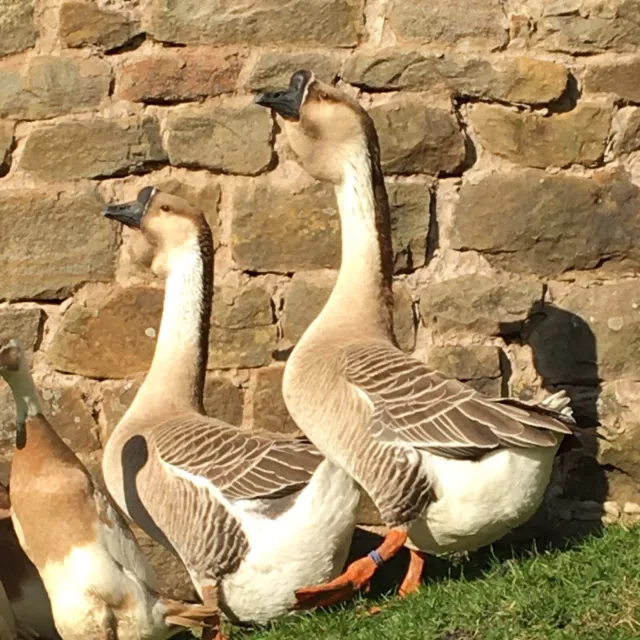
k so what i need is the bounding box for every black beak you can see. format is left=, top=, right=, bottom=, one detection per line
left=254, top=69, right=313, bottom=120
left=103, top=200, right=145, bottom=228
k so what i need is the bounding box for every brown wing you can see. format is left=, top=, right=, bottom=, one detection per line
left=149, top=414, right=324, bottom=502
left=344, top=341, right=574, bottom=460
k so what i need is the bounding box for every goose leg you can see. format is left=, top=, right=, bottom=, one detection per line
left=294, top=529, right=408, bottom=609
left=201, top=586, right=225, bottom=640
left=398, top=550, right=425, bottom=597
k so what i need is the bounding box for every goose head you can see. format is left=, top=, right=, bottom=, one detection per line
left=103, top=187, right=208, bottom=277
left=255, top=70, right=376, bottom=185
left=0, top=338, right=22, bottom=380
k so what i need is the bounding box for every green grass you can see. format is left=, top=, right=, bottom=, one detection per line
left=224, top=525, right=640, bottom=640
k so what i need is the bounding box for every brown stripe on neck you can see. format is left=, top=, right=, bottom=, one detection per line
left=193, top=217, right=214, bottom=413
left=362, top=112, right=395, bottom=334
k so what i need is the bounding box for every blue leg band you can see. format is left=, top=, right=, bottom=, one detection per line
left=368, top=549, right=385, bottom=568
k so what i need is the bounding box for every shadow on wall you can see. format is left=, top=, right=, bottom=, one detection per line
left=503, top=299, right=607, bottom=547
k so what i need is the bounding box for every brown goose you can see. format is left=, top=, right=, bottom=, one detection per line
left=0, top=339, right=216, bottom=640
left=256, top=71, right=577, bottom=606
left=0, top=481, right=58, bottom=640
left=0, top=578, right=15, bottom=640
left=101, top=188, right=360, bottom=634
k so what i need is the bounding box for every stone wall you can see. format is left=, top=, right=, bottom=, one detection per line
left=2, top=0, right=640, bottom=594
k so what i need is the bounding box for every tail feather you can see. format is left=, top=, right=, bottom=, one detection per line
left=162, top=599, right=219, bottom=630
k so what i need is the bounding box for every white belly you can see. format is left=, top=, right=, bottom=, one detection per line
left=220, top=461, right=360, bottom=624
left=408, top=445, right=559, bottom=554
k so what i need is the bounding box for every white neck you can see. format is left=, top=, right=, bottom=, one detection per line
left=127, top=243, right=207, bottom=415
left=319, top=148, right=393, bottom=336
left=2, top=360, right=43, bottom=434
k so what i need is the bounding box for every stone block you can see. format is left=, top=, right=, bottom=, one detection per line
left=0, top=308, right=42, bottom=351
left=0, top=189, right=117, bottom=301
left=249, top=366, right=299, bottom=435
left=584, top=57, right=640, bottom=102
left=0, top=0, right=36, bottom=56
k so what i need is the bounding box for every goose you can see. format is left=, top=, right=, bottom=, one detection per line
left=0, top=338, right=217, bottom=640
left=256, top=71, right=579, bottom=606
left=0, top=482, right=58, bottom=640
left=100, top=187, right=361, bottom=633
left=0, top=579, right=16, bottom=640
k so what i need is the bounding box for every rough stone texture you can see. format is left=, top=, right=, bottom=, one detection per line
left=0, top=122, right=13, bottom=173
left=451, top=169, right=640, bottom=276
left=536, top=0, right=640, bottom=54
left=19, top=117, right=166, bottom=180
left=393, top=282, right=416, bottom=352
left=148, top=0, right=364, bottom=47
left=247, top=51, right=342, bottom=91
left=101, top=379, right=141, bottom=434
left=232, top=181, right=339, bottom=273
left=249, top=366, right=299, bottom=435
left=118, top=49, right=243, bottom=103
left=0, top=0, right=36, bottom=56
left=371, top=99, right=466, bottom=175
left=344, top=52, right=569, bottom=104
left=614, top=108, right=640, bottom=155
left=419, top=275, right=543, bottom=337
left=0, top=308, right=42, bottom=351
left=208, top=326, right=278, bottom=369
left=59, top=1, right=140, bottom=50
left=425, top=345, right=502, bottom=395
left=212, top=281, right=273, bottom=330
left=166, top=104, right=272, bottom=175
left=535, top=282, right=640, bottom=383
left=203, top=375, right=244, bottom=426
left=469, top=103, right=612, bottom=168
left=583, top=57, right=640, bottom=102
left=388, top=181, right=431, bottom=272
left=0, top=56, right=110, bottom=121
left=387, top=0, right=508, bottom=49
left=47, top=287, right=163, bottom=378
left=0, top=190, right=117, bottom=301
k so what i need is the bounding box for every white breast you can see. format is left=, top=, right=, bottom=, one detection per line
left=408, top=445, right=559, bottom=554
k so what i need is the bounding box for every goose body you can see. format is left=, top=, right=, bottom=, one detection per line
left=0, top=485, right=58, bottom=640
left=0, top=580, right=16, bottom=640
left=256, top=71, right=578, bottom=601
left=101, top=188, right=360, bottom=626
left=0, top=341, right=216, bottom=640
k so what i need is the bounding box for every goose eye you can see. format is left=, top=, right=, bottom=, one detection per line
left=160, top=205, right=170, bottom=213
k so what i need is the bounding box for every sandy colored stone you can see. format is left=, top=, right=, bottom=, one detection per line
left=451, top=169, right=640, bottom=276
left=19, top=117, right=166, bottom=180
left=388, top=181, right=431, bottom=272
left=344, top=52, right=568, bottom=104
left=393, top=282, right=416, bottom=352
left=536, top=0, right=640, bottom=53
left=59, top=1, right=140, bottom=49
left=208, top=326, right=278, bottom=369
left=371, top=99, right=466, bottom=175
left=0, top=56, right=110, bottom=120
left=148, top=0, right=364, bottom=47
left=0, top=121, right=13, bottom=173
left=232, top=181, right=339, bottom=273
left=282, top=271, right=336, bottom=344
left=419, top=275, right=543, bottom=337
left=0, top=0, right=36, bottom=56
left=387, top=0, right=507, bottom=49
left=212, top=281, right=273, bottom=329
left=584, top=57, right=640, bottom=102
left=47, top=286, right=164, bottom=378
left=0, top=189, right=117, bottom=301
left=118, top=49, right=243, bottom=103
left=203, top=375, right=244, bottom=426
left=614, top=108, right=640, bottom=155
left=166, top=104, right=272, bottom=175
left=425, top=345, right=501, bottom=382
left=101, top=379, right=141, bottom=436
left=0, top=308, right=42, bottom=350
left=246, top=51, right=342, bottom=91
left=535, top=281, right=640, bottom=382
left=470, top=102, right=612, bottom=168
left=249, top=366, right=299, bottom=435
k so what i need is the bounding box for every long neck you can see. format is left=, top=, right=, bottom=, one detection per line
left=320, top=138, right=394, bottom=337
left=3, top=362, right=44, bottom=448
left=129, top=228, right=213, bottom=415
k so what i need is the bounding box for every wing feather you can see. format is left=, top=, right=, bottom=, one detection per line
left=344, top=342, right=575, bottom=460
